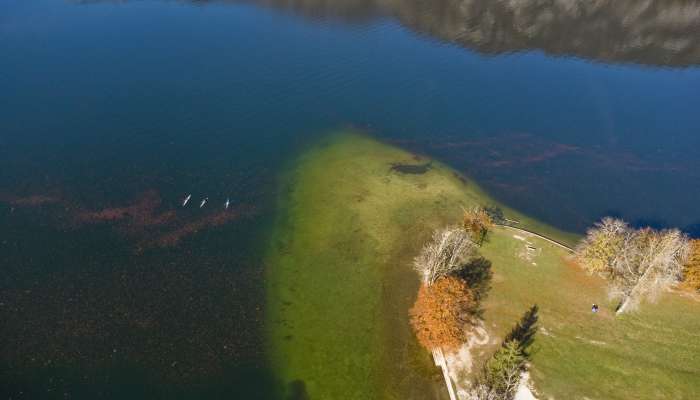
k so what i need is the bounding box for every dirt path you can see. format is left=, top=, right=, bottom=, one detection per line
left=496, top=224, right=574, bottom=252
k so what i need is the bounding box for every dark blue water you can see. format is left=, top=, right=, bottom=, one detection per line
left=2, top=0, right=700, bottom=398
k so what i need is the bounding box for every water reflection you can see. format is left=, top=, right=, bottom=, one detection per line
left=193, top=0, right=700, bottom=66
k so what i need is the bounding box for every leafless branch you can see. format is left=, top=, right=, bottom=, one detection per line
left=575, top=218, right=690, bottom=314
left=414, top=227, right=477, bottom=286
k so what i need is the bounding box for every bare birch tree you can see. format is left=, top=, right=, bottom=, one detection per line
left=414, top=227, right=477, bottom=286
left=611, top=227, right=690, bottom=314
left=575, top=218, right=690, bottom=314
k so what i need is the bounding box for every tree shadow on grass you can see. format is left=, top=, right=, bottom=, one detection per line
left=453, top=257, right=493, bottom=319
left=474, top=305, right=539, bottom=399
left=504, top=304, right=539, bottom=357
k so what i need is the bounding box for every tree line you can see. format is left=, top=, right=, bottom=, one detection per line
left=408, top=207, right=700, bottom=400
left=574, top=217, right=700, bottom=314
left=409, top=207, right=537, bottom=400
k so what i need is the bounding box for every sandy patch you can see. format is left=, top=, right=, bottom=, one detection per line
left=443, top=324, right=542, bottom=400
left=444, top=323, right=491, bottom=399
left=515, top=371, right=538, bottom=400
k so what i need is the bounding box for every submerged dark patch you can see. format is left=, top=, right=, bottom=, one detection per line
left=286, top=380, right=310, bottom=400
left=389, top=162, right=432, bottom=175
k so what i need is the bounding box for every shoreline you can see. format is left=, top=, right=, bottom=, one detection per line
left=264, top=131, right=700, bottom=400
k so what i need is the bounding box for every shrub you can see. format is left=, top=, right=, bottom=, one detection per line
left=463, top=206, right=493, bottom=245
left=483, top=205, right=505, bottom=225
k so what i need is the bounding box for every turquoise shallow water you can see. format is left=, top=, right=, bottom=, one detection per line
left=1, top=0, right=700, bottom=398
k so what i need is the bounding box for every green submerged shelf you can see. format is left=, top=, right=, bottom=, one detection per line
left=264, top=132, right=700, bottom=400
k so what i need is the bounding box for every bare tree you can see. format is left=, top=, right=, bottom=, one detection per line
left=414, top=227, right=477, bottom=285
left=611, top=227, right=690, bottom=314
left=576, top=218, right=690, bottom=314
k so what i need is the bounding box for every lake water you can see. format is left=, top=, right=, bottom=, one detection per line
left=1, top=0, right=699, bottom=398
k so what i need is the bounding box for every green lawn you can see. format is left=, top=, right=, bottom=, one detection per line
left=479, top=228, right=700, bottom=399
left=265, top=131, right=700, bottom=400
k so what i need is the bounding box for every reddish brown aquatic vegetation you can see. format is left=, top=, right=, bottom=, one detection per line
left=34, top=189, right=258, bottom=251
left=0, top=193, right=60, bottom=207
left=392, top=132, right=685, bottom=173
left=75, top=190, right=174, bottom=229
left=1, top=186, right=264, bottom=389
left=1, top=187, right=255, bottom=252
left=147, top=205, right=256, bottom=249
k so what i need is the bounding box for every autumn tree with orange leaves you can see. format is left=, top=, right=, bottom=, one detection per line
left=463, top=206, right=493, bottom=245
left=409, top=276, right=477, bottom=351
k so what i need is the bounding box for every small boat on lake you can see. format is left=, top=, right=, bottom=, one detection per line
left=182, top=194, right=192, bottom=207
left=225, top=198, right=230, bottom=210
left=200, top=197, right=208, bottom=208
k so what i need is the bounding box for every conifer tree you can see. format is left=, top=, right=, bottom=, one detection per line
left=480, top=340, right=525, bottom=400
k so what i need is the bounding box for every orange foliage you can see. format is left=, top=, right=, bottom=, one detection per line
left=463, top=207, right=492, bottom=244
left=409, top=276, right=476, bottom=351
left=683, top=239, right=700, bottom=291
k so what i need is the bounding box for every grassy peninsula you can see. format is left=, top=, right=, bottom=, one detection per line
left=265, top=132, right=700, bottom=400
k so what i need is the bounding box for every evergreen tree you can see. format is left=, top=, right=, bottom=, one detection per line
left=481, top=340, right=525, bottom=400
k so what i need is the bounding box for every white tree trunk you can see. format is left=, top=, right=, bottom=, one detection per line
left=616, top=297, right=631, bottom=315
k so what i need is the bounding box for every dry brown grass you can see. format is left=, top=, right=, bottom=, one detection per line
left=683, top=239, right=700, bottom=291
